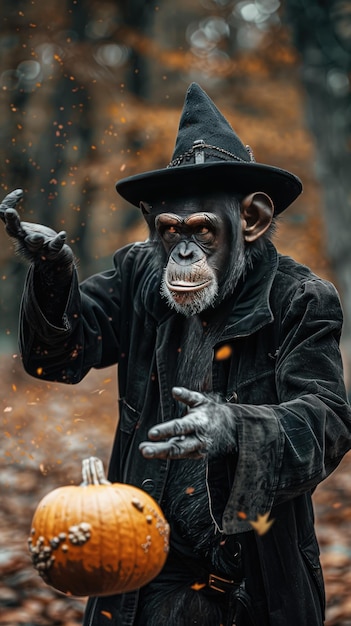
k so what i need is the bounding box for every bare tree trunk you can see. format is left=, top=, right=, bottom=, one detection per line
left=119, top=0, right=158, bottom=99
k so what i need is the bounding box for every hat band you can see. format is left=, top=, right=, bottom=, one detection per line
left=167, top=140, right=256, bottom=168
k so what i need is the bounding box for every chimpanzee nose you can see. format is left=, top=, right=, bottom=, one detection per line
left=171, top=241, right=203, bottom=265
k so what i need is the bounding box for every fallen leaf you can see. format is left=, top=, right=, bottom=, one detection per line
left=185, top=486, right=195, bottom=495
left=214, top=345, right=232, bottom=361
left=101, top=610, right=112, bottom=619
left=249, top=512, right=274, bottom=536
left=191, top=582, right=206, bottom=591
left=237, top=511, right=247, bottom=520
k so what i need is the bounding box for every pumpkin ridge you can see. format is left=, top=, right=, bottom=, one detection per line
left=94, top=486, right=122, bottom=593
left=114, top=484, right=139, bottom=593
left=117, top=484, right=143, bottom=593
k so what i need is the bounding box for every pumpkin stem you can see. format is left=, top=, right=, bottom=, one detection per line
left=81, top=457, right=111, bottom=486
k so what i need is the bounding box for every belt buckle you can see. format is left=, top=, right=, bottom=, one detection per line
left=208, top=572, right=235, bottom=594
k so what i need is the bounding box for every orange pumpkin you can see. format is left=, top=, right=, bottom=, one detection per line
left=28, top=457, right=170, bottom=597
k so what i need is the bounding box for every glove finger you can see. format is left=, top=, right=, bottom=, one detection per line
left=172, top=386, right=206, bottom=408
left=0, top=189, right=23, bottom=221
left=139, top=435, right=205, bottom=460
left=47, top=231, right=66, bottom=253
left=4, top=208, right=26, bottom=238
left=148, top=413, right=200, bottom=440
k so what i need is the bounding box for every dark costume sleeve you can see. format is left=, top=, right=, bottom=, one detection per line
left=19, top=246, right=128, bottom=383
left=217, top=277, right=351, bottom=534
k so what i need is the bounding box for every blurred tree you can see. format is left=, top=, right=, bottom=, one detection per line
left=118, top=0, right=158, bottom=97
left=0, top=0, right=330, bottom=354
left=284, top=0, right=351, bottom=387
left=0, top=0, right=158, bottom=347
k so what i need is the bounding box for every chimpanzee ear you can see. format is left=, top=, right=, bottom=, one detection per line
left=240, top=192, right=274, bottom=242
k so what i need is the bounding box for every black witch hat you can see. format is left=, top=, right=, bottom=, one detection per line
left=116, top=83, right=302, bottom=215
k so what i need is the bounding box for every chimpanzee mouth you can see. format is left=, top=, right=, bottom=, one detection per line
left=161, top=270, right=218, bottom=315
left=167, top=279, right=212, bottom=292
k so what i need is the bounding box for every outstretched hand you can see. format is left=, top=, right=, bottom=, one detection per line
left=1, top=189, right=73, bottom=267
left=139, top=386, right=237, bottom=460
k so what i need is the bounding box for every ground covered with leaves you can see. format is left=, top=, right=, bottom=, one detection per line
left=1, top=355, right=351, bottom=625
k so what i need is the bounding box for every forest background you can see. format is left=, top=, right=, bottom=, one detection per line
left=1, top=1, right=351, bottom=625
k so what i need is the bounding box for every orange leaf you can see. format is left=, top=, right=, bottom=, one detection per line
left=185, top=486, right=195, bottom=495
left=237, top=511, right=247, bottom=520
left=100, top=610, right=112, bottom=619
left=214, top=345, right=232, bottom=361
left=191, top=582, right=206, bottom=591
left=249, top=512, right=274, bottom=536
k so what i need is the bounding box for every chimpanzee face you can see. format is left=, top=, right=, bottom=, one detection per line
left=149, top=197, right=232, bottom=316
left=141, top=191, right=274, bottom=317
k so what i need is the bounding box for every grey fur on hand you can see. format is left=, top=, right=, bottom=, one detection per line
left=139, top=387, right=238, bottom=460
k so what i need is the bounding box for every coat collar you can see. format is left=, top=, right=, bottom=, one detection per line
left=220, top=241, right=278, bottom=340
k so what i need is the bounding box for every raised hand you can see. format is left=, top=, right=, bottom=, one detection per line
left=1, top=189, right=74, bottom=268
left=139, top=386, right=238, bottom=460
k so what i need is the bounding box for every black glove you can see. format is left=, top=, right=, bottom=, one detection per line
left=1, top=189, right=74, bottom=270
left=1, top=189, right=75, bottom=322
left=139, top=387, right=238, bottom=460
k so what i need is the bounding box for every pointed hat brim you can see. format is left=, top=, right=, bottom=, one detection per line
left=116, top=83, right=302, bottom=215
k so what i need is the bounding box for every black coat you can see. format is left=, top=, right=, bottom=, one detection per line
left=20, top=241, right=351, bottom=625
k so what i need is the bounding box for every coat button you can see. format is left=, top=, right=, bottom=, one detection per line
left=227, top=392, right=238, bottom=403
left=141, top=478, right=155, bottom=493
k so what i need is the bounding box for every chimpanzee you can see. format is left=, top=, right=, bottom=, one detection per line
left=2, top=83, right=351, bottom=626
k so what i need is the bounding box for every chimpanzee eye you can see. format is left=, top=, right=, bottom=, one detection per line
left=194, top=226, right=215, bottom=244
left=162, top=226, right=181, bottom=243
